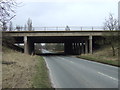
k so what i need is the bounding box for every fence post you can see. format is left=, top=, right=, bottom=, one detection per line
left=81, top=27, right=82, bottom=31
left=92, top=27, right=93, bottom=31
left=44, top=27, right=46, bottom=31
left=56, top=27, right=58, bottom=31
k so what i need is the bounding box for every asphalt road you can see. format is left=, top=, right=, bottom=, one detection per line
left=42, top=50, right=118, bottom=88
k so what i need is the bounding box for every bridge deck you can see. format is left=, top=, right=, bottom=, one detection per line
left=2, top=31, right=118, bottom=37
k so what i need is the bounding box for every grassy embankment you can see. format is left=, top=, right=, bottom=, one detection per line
left=78, top=46, right=119, bottom=67
left=2, top=47, right=51, bottom=88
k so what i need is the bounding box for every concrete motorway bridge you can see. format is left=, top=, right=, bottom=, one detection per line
left=2, top=31, right=118, bottom=55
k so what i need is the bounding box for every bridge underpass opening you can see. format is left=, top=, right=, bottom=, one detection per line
left=12, top=35, right=103, bottom=55
left=34, top=43, right=64, bottom=55
left=13, top=36, right=92, bottom=55
left=34, top=42, right=87, bottom=55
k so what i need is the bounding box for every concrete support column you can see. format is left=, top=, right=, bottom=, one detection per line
left=78, top=43, right=81, bottom=54
left=73, top=43, right=76, bottom=54
left=24, top=36, right=34, bottom=55
left=74, top=43, right=76, bottom=54
left=24, top=36, right=29, bottom=54
left=81, top=41, right=84, bottom=54
left=76, top=43, right=79, bottom=55
left=72, top=43, right=75, bottom=54
left=85, top=40, right=88, bottom=54
left=89, top=35, right=93, bottom=54
left=75, top=43, right=77, bottom=54
left=80, top=43, right=82, bottom=54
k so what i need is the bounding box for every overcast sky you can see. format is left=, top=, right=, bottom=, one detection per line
left=11, top=0, right=119, bottom=27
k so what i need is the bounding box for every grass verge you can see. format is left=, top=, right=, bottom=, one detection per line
left=77, top=46, right=119, bottom=67
left=33, top=56, right=52, bottom=88
left=2, top=47, right=52, bottom=88
left=78, top=55, right=119, bottom=67
left=2, top=47, right=37, bottom=88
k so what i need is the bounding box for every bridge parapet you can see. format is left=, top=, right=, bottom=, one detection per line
left=2, top=26, right=118, bottom=31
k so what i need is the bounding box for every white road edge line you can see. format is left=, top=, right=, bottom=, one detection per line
left=58, top=57, right=75, bottom=64
left=43, top=57, right=56, bottom=88
left=98, top=72, right=118, bottom=81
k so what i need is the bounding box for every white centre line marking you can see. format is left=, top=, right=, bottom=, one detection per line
left=58, top=57, right=75, bottom=64
left=98, top=72, right=118, bottom=81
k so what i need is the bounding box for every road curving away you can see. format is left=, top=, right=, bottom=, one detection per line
left=44, top=56, right=118, bottom=88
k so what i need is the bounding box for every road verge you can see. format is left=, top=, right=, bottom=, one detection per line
left=77, top=54, right=119, bottom=67
left=33, top=56, right=52, bottom=88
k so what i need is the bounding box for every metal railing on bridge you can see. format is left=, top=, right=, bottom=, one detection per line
left=1, top=26, right=119, bottom=31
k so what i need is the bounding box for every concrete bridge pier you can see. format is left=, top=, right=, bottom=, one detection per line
left=89, top=35, right=93, bottom=54
left=85, top=40, right=88, bottom=54
left=78, top=43, right=81, bottom=55
left=72, top=43, right=76, bottom=55
left=24, top=36, right=34, bottom=55
left=72, top=43, right=75, bottom=54
left=72, top=43, right=81, bottom=55
left=75, top=43, right=78, bottom=55
left=72, top=43, right=74, bottom=53
left=24, top=36, right=29, bottom=54
left=76, top=43, right=80, bottom=55
left=81, top=41, right=85, bottom=54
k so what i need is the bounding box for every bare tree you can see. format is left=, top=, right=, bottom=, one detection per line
left=27, top=18, right=32, bottom=31
left=24, top=24, right=27, bottom=31
left=2, top=21, right=7, bottom=31
left=104, top=14, right=118, bottom=31
left=16, top=25, right=21, bottom=31
left=9, top=21, right=13, bottom=31
left=103, top=13, right=118, bottom=56
left=0, top=0, right=18, bottom=31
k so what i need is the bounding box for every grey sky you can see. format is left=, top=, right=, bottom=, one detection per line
left=12, top=0, right=119, bottom=27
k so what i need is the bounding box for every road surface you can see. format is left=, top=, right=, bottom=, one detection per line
left=42, top=49, right=118, bottom=88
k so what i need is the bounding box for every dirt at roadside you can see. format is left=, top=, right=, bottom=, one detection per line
left=2, top=47, right=38, bottom=88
